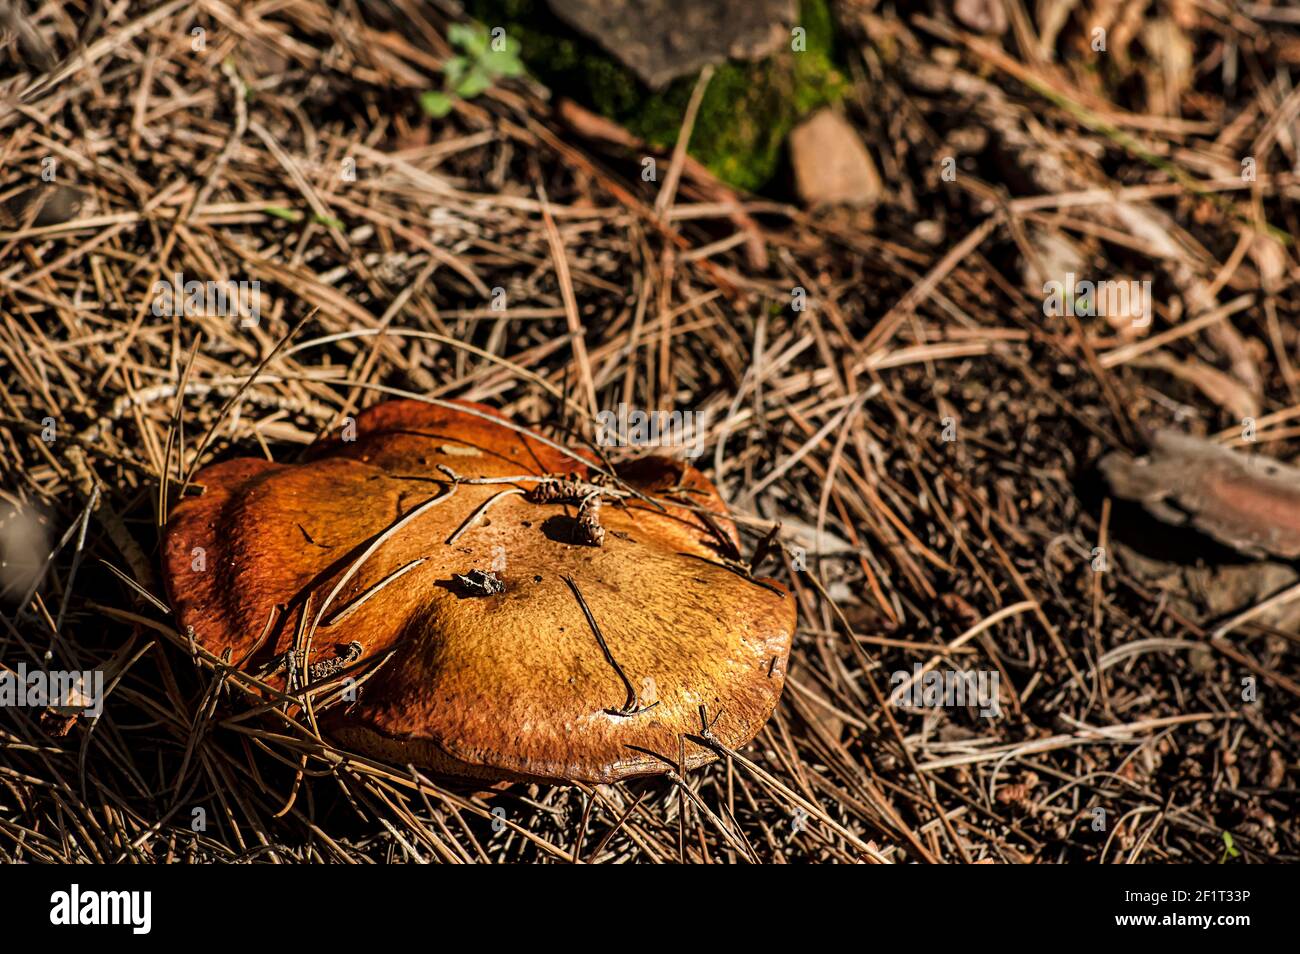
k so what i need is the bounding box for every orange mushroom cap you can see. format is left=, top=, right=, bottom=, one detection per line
left=163, top=400, right=796, bottom=783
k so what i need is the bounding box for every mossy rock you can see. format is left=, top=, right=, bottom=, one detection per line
left=465, top=0, right=845, bottom=192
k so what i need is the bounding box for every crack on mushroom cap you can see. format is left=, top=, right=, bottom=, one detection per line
left=163, top=399, right=796, bottom=783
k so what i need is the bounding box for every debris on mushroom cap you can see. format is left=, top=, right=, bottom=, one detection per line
left=306, top=641, right=364, bottom=682
left=1100, top=429, right=1300, bottom=558
left=572, top=496, right=606, bottom=547
left=526, top=473, right=597, bottom=504
left=452, top=569, right=505, bottom=596
left=163, top=399, right=795, bottom=783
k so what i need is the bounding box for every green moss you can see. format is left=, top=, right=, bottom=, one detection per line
left=465, top=0, right=845, bottom=191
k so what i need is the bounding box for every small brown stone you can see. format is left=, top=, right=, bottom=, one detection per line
left=789, top=109, right=882, bottom=207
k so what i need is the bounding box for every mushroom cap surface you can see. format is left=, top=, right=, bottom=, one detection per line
left=164, top=400, right=795, bottom=783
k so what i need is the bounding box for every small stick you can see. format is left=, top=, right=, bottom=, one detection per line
left=562, top=575, right=656, bottom=717
left=322, top=559, right=426, bottom=627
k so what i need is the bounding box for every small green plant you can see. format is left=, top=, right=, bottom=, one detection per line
left=1219, top=831, right=1240, bottom=863
left=420, top=23, right=524, bottom=118
left=262, top=206, right=344, bottom=230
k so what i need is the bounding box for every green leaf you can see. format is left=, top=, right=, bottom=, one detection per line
left=1221, top=831, right=1239, bottom=859
left=419, top=90, right=454, bottom=117
left=481, top=33, right=522, bottom=70
left=447, top=23, right=487, bottom=58
left=443, top=55, right=469, bottom=88
left=263, top=205, right=302, bottom=222
left=312, top=213, right=345, bottom=230
left=454, top=67, right=491, bottom=100
left=482, top=46, right=524, bottom=80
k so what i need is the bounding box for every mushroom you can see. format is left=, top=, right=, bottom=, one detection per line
left=163, top=399, right=795, bottom=783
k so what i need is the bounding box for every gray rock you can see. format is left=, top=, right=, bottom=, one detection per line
left=545, top=0, right=796, bottom=88
left=0, top=183, right=88, bottom=228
